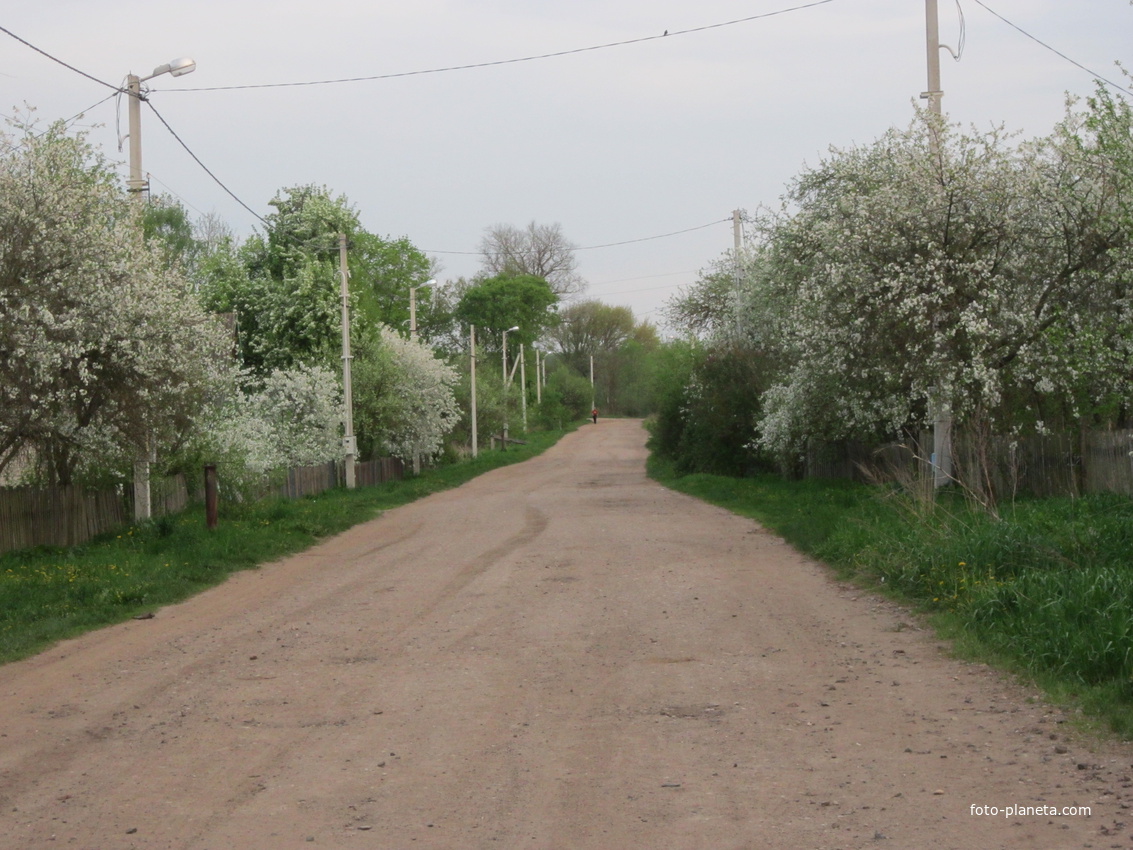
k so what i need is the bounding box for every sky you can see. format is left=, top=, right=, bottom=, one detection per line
left=3, top=0, right=1131, bottom=329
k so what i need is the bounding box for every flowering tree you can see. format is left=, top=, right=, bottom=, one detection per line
left=353, top=325, right=460, bottom=463
left=0, top=113, right=230, bottom=485
left=206, top=364, right=343, bottom=487
left=744, top=101, right=1132, bottom=469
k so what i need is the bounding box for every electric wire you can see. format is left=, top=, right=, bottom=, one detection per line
left=575, top=219, right=730, bottom=251
left=143, top=101, right=269, bottom=225
left=426, top=219, right=729, bottom=259
left=971, top=0, right=1132, bottom=97
left=162, top=0, right=840, bottom=93
left=952, top=0, right=966, bottom=61
left=60, top=92, right=118, bottom=129
left=0, top=24, right=120, bottom=92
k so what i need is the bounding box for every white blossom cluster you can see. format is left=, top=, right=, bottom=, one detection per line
left=0, top=114, right=231, bottom=485
left=206, top=364, right=344, bottom=481
left=715, top=96, right=1133, bottom=457
left=354, top=325, right=460, bottom=463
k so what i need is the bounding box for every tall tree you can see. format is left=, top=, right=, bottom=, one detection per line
left=453, top=274, right=559, bottom=350
left=0, top=114, right=229, bottom=484
left=479, top=221, right=585, bottom=297
left=739, top=102, right=1132, bottom=491
left=547, top=300, right=635, bottom=375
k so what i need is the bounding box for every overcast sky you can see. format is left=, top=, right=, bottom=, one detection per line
left=4, top=0, right=1131, bottom=328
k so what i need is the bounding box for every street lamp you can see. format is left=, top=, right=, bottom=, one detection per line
left=501, top=325, right=519, bottom=449
left=409, top=278, right=437, bottom=341
left=125, top=56, right=195, bottom=523
left=126, top=57, right=196, bottom=197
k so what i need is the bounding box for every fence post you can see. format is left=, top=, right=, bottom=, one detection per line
left=204, top=464, right=218, bottom=531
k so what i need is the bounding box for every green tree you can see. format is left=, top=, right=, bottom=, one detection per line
left=142, top=194, right=199, bottom=271
left=453, top=274, right=559, bottom=350
left=349, top=231, right=436, bottom=338
left=548, top=301, right=635, bottom=375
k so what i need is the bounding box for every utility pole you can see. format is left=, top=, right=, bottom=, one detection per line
left=339, top=233, right=356, bottom=489
left=470, top=325, right=478, bottom=458
left=922, top=0, right=943, bottom=116
left=733, top=209, right=742, bottom=251
left=535, top=349, right=542, bottom=405
left=924, top=0, right=952, bottom=489
left=520, top=346, right=528, bottom=432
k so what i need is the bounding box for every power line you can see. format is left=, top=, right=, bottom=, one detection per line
left=0, top=25, right=120, bottom=91
left=143, top=101, right=269, bottom=226
left=162, top=0, right=840, bottom=93
left=971, top=0, right=1132, bottom=97
left=595, top=279, right=696, bottom=297
left=591, top=270, right=699, bottom=286
left=576, top=219, right=730, bottom=251
left=425, top=219, right=729, bottom=258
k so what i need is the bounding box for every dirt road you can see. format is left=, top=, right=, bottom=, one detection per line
left=0, top=420, right=1130, bottom=849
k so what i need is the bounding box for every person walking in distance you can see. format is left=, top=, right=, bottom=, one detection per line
left=591, top=407, right=598, bottom=424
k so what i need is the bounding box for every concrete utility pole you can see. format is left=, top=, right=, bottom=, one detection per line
left=519, top=346, right=528, bottom=432
left=733, top=209, right=743, bottom=251
left=924, top=0, right=953, bottom=489
left=502, top=326, right=519, bottom=449
left=589, top=355, right=595, bottom=411
left=125, top=57, right=195, bottom=521
left=922, top=0, right=943, bottom=116
left=339, top=234, right=356, bottom=489
left=535, top=349, right=542, bottom=405
left=470, top=326, right=478, bottom=458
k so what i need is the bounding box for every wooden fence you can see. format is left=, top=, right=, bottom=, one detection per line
left=273, top=458, right=404, bottom=499
left=807, top=429, right=1133, bottom=499
left=355, top=457, right=405, bottom=488
left=0, top=485, right=127, bottom=552
left=0, top=457, right=405, bottom=556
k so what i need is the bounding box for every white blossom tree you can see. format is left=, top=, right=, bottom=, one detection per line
left=744, top=101, right=1132, bottom=473
left=0, top=113, right=231, bottom=485
left=353, top=325, right=460, bottom=463
left=206, top=364, right=343, bottom=486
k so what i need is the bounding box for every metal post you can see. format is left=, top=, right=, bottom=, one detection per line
left=340, top=233, right=356, bottom=489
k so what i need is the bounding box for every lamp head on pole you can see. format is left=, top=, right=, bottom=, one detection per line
left=141, top=57, right=196, bottom=82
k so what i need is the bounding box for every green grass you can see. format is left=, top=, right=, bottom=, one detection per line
left=0, top=428, right=575, bottom=665
left=648, top=453, right=1133, bottom=738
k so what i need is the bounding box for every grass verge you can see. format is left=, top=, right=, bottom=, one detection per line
left=0, top=428, right=575, bottom=665
left=648, top=453, right=1133, bottom=738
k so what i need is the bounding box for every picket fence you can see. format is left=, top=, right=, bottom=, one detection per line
left=0, top=457, right=404, bottom=556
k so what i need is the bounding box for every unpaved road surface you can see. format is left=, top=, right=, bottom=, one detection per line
left=1, top=420, right=1131, bottom=849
